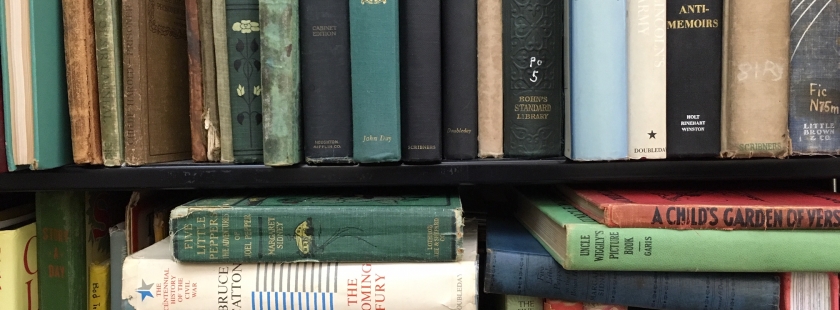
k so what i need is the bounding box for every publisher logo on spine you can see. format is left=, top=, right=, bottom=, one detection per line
left=137, top=280, right=155, bottom=301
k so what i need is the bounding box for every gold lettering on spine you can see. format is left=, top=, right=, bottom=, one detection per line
left=667, top=3, right=719, bottom=29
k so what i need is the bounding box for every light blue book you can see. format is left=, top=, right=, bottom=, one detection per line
left=0, top=0, right=71, bottom=171
left=109, top=223, right=127, bottom=310
left=565, top=0, right=628, bottom=161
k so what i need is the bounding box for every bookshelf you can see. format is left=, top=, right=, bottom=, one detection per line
left=1, top=157, right=838, bottom=191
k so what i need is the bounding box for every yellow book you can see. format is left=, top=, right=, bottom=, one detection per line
left=88, top=260, right=109, bottom=310
left=0, top=221, right=38, bottom=310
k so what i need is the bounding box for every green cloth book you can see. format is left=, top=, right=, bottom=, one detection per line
left=259, top=0, right=300, bottom=166
left=350, top=0, right=401, bottom=163
left=170, top=191, right=464, bottom=263
left=0, top=0, right=71, bottom=171
left=515, top=189, right=840, bottom=272
left=93, top=0, right=124, bottom=167
left=226, top=0, right=263, bottom=163
left=213, top=0, right=235, bottom=163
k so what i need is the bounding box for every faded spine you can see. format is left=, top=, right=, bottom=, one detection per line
left=122, top=0, right=147, bottom=165
left=93, top=0, right=124, bottom=166
left=214, top=0, right=234, bottom=163
left=186, top=0, right=208, bottom=162
left=477, top=0, right=504, bottom=158
left=199, top=0, right=221, bottom=161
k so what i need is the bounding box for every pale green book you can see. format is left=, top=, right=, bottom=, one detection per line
left=259, top=0, right=300, bottom=166
left=93, top=0, right=124, bottom=167
left=516, top=189, right=840, bottom=272
left=213, top=0, right=234, bottom=163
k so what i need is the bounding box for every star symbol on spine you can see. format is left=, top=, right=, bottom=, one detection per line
left=648, top=130, right=657, bottom=139
left=136, top=280, right=155, bottom=301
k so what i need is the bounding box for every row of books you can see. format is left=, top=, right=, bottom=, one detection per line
left=4, top=0, right=839, bottom=171
left=4, top=185, right=840, bottom=309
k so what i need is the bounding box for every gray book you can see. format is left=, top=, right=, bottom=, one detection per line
left=109, top=222, right=127, bottom=310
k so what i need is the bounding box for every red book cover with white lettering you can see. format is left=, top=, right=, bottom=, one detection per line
left=780, top=272, right=839, bottom=310
left=557, top=184, right=840, bottom=230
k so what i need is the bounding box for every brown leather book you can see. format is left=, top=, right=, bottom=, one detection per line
left=720, top=0, right=791, bottom=158
left=63, top=0, right=104, bottom=165
left=122, top=0, right=192, bottom=165
left=186, top=0, right=208, bottom=162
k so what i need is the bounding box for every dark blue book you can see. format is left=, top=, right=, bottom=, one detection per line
left=789, top=1, right=840, bottom=154
left=484, top=217, right=780, bottom=310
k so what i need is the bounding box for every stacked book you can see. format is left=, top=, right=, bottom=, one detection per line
left=485, top=185, right=840, bottom=309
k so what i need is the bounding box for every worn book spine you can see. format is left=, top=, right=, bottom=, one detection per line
left=122, top=235, right=478, bottom=310
left=442, top=0, right=478, bottom=160
left=0, top=223, right=38, bottom=310
left=226, top=0, right=263, bottom=163
left=721, top=0, right=791, bottom=158
left=88, top=261, right=109, bottom=310
left=518, top=194, right=840, bottom=272
left=36, top=191, right=86, bottom=310
left=350, top=0, right=401, bottom=163
left=666, top=0, right=722, bottom=158
left=213, top=0, right=235, bottom=163
left=485, top=248, right=781, bottom=310
left=789, top=1, right=840, bottom=155
left=300, top=0, right=353, bottom=164
left=63, top=0, right=104, bottom=165
left=108, top=224, right=126, bottom=310
left=477, top=0, right=503, bottom=158
left=123, top=0, right=192, bottom=165
left=0, top=66, right=6, bottom=173
left=199, top=0, right=221, bottom=161
left=93, top=0, right=124, bottom=167
left=499, top=295, right=542, bottom=310
left=186, top=0, right=208, bottom=162
left=565, top=0, right=627, bottom=160
left=170, top=203, right=463, bottom=262
left=400, top=0, right=442, bottom=162
left=260, top=0, right=300, bottom=166
left=503, top=0, right=563, bottom=158
left=627, top=0, right=666, bottom=159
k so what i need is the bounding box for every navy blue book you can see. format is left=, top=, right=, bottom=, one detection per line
left=484, top=217, right=780, bottom=310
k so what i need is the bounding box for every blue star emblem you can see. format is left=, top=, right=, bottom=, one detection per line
left=136, top=280, right=154, bottom=301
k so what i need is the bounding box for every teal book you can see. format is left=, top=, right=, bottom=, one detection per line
left=350, top=0, right=401, bottom=163
left=259, top=0, right=300, bottom=166
left=0, top=0, right=71, bottom=171
left=226, top=0, right=263, bottom=163
left=169, top=191, right=464, bottom=263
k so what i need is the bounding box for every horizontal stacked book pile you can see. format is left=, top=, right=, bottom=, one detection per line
left=485, top=185, right=840, bottom=310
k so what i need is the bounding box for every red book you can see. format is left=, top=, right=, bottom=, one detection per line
left=780, top=272, right=839, bottom=310
left=557, top=184, right=840, bottom=230
left=544, top=300, right=627, bottom=310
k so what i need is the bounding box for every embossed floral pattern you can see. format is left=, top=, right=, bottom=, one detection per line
left=233, top=20, right=260, bottom=33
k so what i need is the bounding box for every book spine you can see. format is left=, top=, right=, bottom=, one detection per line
left=627, top=0, right=666, bottom=159
left=665, top=0, right=722, bottom=158
left=109, top=226, right=126, bottom=310
left=213, top=0, right=235, bottom=163
left=566, top=0, right=628, bottom=160
left=0, top=224, right=38, bottom=310
left=502, top=0, right=563, bottom=158
left=186, top=0, right=208, bottom=162
left=537, top=204, right=840, bottom=272
left=260, top=0, right=301, bottom=166
left=484, top=249, right=781, bottom=310
left=442, top=0, right=477, bottom=160
left=36, top=191, right=87, bottom=310
left=788, top=1, right=840, bottom=155
left=502, top=295, right=542, bottom=310
left=122, top=0, right=149, bottom=166
left=0, top=47, right=7, bottom=173
left=0, top=0, right=10, bottom=172
left=199, top=0, right=221, bottom=162
left=88, top=261, right=109, bottom=310
left=63, top=0, right=104, bottom=165
left=122, top=256, right=477, bottom=310
left=300, top=0, right=353, bottom=164
left=544, top=300, right=584, bottom=310
left=350, top=0, right=401, bottom=163
left=93, top=0, right=124, bottom=167
left=477, top=0, right=503, bottom=158
left=400, top=0, right=442, bottom=162
left=226, top=0, right=263, bottom=163
left=170, top=204, right=463, bottom=262
left=720, top=0, right=791, bottom=158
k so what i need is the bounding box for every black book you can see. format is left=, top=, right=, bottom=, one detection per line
left=300, top=0, right=353, bottom=164
left=442, top=0, right=478, bottom=160
left=666, top=0, right=722, bottom=158
left=502, top=0, right=563, bottom=158
left=400, top=0, right=443, bottom=162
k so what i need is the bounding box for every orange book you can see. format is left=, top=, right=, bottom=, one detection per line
left=557, top=184, right=840, bottom=230
left=544, top=300, right=626, bottom=310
